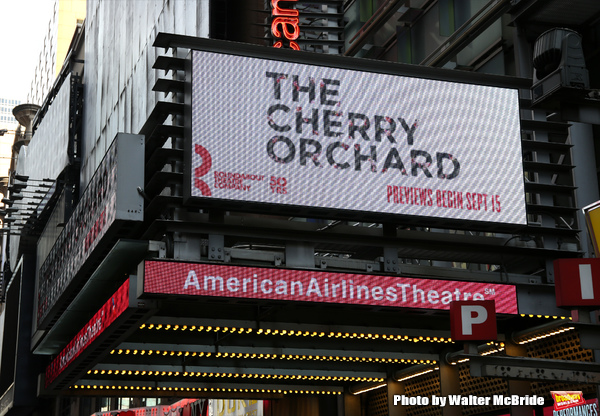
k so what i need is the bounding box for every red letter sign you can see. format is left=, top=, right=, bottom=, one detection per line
left=271, top=0, right=300, bottom=50
left=272, top=0, right=299, bottom=16
left=554, top=258, right=600, bottom=307
left=450, top=300, right=497, bottom=341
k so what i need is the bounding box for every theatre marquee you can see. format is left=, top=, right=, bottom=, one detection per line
left=140, top=261, right=518, bottom=314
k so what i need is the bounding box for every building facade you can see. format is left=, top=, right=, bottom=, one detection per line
left=0, top=98, right=21, bottom=181
left=27, top=0, right=86, bottom=106
left=2, top=1, right=600, bottom=416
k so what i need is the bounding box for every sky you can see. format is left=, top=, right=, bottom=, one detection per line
left=0, top=0, right=56, bottom=102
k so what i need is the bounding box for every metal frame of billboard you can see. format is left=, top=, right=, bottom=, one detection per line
left=184, top=38, right=528, bottom=231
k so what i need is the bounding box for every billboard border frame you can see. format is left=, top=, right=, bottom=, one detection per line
left=181, top=36, right=529, bottom=232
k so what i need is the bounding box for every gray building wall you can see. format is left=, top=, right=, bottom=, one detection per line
left=81, top=0, right=209, bottom=187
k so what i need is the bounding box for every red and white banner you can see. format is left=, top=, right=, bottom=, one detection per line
left=450, top=300, right=497, bottom=341
left=45, top=280, right=130, bottom=387
left=554, top=259, right=600, bottom=307
left=143, top=261, right=518, bottom=313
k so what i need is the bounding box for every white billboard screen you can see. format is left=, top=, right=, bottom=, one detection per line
left=189, top=50, right=526, bottom=225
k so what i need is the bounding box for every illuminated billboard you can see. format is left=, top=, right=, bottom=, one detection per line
left=142, top=261, right=518, bottom=314
left=188, top=48, right=526, bottom=226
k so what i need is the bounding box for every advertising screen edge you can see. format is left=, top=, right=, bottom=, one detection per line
left=184, top=45, right=527, bottom=230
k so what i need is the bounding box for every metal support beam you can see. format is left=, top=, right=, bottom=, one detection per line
left=439, top=354, right=462, bottom=416
left=468, top=355, right=600, bottom=383
left=553, top=101, right=600, bottom=125
left=570, top=122, right=600, bottom=258
left=387, top=379, right=407, bottom=416
left=285, top=242, right=314, bottom=268
left=383, top=247, right=400, bottom=273
left=208, top=234, right=225, bottom=261
left=344, top=0, right=406, bottom=57
left=504, top=342, right=533, bottom=416
left=420, top=0, right=512, bottom=67
left=383, top=224, right=399, bottom=273
left=344, top=390, right=361, bottom=416
left=143, top=216, right=576, bottom=276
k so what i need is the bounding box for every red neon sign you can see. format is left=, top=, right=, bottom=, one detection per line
left=271, top=0, right=300, bottom=50
left=143, top=261, right=518, bottom=314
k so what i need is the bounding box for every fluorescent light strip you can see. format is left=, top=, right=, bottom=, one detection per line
left=397, top=367, right=438, bottom=382
left=516, top=326, right=576, bottom=345
left=351, top=382, right=387, bottom=395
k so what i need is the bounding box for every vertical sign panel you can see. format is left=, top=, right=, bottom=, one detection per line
left=450, top=300, right=497, bottom=341
left=36, top=134, right=144, bottom=328
left=554, top=258, right=600, bottom=307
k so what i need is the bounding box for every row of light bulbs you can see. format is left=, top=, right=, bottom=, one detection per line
left=123, top=319, right=569, bottom=387
left=139, top=315, right=569, bottom=342
left=139, top=323, right=451, bottom=343
left=70, top=385, right=342, bottom=395
left=108, top=348, right=435, bottom=365
left=519, top=314, right=571, bottom=320
left=88, top=368, right=383, bottom=383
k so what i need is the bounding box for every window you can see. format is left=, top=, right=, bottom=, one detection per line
left=360, top=0, right=375, bottom=22
left=439, top=0, right=455, bottom=36
left=397, top=28, right=412, bottom=63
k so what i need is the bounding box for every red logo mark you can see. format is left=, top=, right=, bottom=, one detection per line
left=552, top=391, right=585, bottom=411
left=270, top=176, right=288, bottom=194
left=194, top=145, right=212, bottom=196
